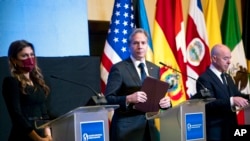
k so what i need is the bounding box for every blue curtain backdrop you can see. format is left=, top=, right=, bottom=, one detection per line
left=0, top=0, right=90, bottom=140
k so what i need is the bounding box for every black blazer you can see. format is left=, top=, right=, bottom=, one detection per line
left=105, top=58, right=160, bottom=141
left=193, top=68, right=249, bottom=140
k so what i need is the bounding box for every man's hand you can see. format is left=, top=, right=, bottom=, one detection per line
left=126, top=91, right=147, bottom=104
left=233, top=96, right=249, bottom=107
left=159, top=96, right=171, bottom=108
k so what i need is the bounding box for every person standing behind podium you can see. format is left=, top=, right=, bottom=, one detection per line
left=105, top=28, right=171, bottom=141
left=192, top=44, right=249, bottom=141
left=2, top=40, right=52, bottom=141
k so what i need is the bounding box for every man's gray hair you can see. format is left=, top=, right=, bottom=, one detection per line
left=128, top=28, right=149, bottom=44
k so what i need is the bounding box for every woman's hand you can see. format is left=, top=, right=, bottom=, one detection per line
left=44, top=135, right=53, bottom=141
left=43, top=126, right=52, bottom=141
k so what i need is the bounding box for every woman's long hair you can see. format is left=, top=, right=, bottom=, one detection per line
left=8, top=40, right=50, bottom=95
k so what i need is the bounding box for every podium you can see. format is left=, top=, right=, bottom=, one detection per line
left=244, top=106, right=250, bottom=124
left=146, top=99, right=213, bottom=141
left=232, top=104, right=250, bottom=124
left=37, top=105, right=119, bottom=141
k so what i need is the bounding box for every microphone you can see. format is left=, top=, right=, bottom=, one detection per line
left=159, top=62, right=211, bottom=99
left=50, top=75, right=107, bottom=105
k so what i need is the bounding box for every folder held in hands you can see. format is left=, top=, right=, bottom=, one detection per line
left=134, top=77, right=170, bottom=112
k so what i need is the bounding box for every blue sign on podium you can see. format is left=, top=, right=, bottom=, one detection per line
left=80, top=120, right=105, bottom=141
left=185, top=112, right=204, bottom=141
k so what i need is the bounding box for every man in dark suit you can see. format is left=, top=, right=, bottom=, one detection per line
left=193, top=44, right=250, bottom=141
left=105, top=28, right=171, bottom=141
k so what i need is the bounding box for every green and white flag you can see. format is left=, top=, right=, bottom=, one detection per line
left=221, top=0, right=250, bottom=124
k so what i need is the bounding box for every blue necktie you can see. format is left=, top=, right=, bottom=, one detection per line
left=138, top=63, right=146, bottom=83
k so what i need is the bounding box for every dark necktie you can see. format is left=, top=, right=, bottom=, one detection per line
left=221, top=73, right=227, bottom=85
left=138, top=63, right=146, bottom=83
left=221, top=73, right=232, bottom=96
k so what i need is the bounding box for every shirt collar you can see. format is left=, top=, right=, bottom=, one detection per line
left=130, top=55, right=146, bottom=67
left=210, top=64, right=223, bottom=77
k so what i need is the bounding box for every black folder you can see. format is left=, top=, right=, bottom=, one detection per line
left=134, top=77, right=170, bottom=112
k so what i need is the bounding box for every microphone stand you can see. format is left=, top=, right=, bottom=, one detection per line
left=50, top=75, right=107, bottom=105
left=159, top=62, right=211, bottom=99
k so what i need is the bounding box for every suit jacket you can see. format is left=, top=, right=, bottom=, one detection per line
left=105, top=58, right=160, bottom=141
left=193, top=68, right=249, bottom=141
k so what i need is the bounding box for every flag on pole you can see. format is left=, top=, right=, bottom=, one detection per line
left=100, top=0, right=135, bottom=93
left=152, top=0, right=187, bottom=138
left=153, top=0, right=187, bottom=107
left=134, top=0, right=153, bottom=61
left=221, top=0, right=250, bottom=125
left=204, top=0, right=222, bottom=50
left=186, top=0, right=211, bottom=98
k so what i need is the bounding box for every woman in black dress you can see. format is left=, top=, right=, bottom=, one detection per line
left=2, top=40, right=52, bottom=141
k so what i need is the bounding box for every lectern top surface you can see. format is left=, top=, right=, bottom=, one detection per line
left=36, top=105, right=119, bottom=129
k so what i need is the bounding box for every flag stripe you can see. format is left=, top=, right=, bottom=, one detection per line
left=155, top=0, right=175, bottom=50
left=221, top=0, right=250, bottom=124
left=186, top=0, right=211, bottom=97
left=137, top=0, right=153, bottom=50
left=135, top=0, right=154, bottom=61
left=204, top=0, right=222, bottom=49
left=153, top=0, right=187, bottom=106
left=103, top=41, right=122, bottom=66
left=221, top=0, right=241, bottom=50
left=100, top=0, right=135, bottom=93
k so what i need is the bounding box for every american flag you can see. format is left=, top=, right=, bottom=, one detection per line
left=100, top=0, right=135, bottom=93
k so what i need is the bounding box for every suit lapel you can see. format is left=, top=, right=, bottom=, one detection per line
left=146, top=62, right=154, bottom=76
left=207, top=69, right=225, bottom=88
left=224, top=73, right=233, bottom=96
left=207, top=69, right=230, bottom=97
left=123, top=59, right=158, bottom=86
left=125, top=59, right=141, bottom=86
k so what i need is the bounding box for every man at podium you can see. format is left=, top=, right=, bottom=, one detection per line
left=104, top=28, right=171, bottom=141
left=194, top=44, right=250, bottom=141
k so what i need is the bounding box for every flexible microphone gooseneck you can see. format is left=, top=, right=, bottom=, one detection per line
left=159, top=62, right=211, bottom=99
left=50, top=75, right=107, bottom=105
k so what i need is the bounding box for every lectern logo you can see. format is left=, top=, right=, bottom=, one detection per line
left=187, top=123, right=192, bottom=131
left=186, top=123, right=202, bottom=131
left=83, top=133, right=88, bottom=141
left=185, top=112, right=204, bottom=141
left=80, top=120, right=105, bottom=141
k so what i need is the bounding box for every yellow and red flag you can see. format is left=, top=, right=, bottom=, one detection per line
left=153, top=0, right=187, bottom=107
